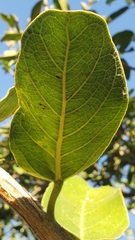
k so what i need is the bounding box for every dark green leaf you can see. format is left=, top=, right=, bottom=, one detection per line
left=113, top=30, right=134, bottom=53
left=30, top=0, right=43, bottom=21
left=54, top=0, right=70, bottom=10
left=1, top=33, right=21, bottom=41
left=127, top=166, right=135, bottom=185
left=106, top=0, right=116, bottom=4
left=121, top=58, right=130, bottom=80
left=0, top=87, right=18, bottom=122
left=125, top=47, right=134, bottom=53
left=107, top=7, right=128, bottom=23
left=10, top=10, right=128, bottom=181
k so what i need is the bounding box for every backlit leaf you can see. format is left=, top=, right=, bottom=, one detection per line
left=42, top=176, right=129, bottom=239
left=0, top=87, right=18, bottom=122
left=10, top=10, right=128, bottom=181
left=0, top=13, right=20, bottom=31
left=0, top=51, right=18, bottom=61
left=1, top=33, right=21, bottom=41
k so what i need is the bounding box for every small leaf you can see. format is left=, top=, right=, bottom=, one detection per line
left=128, top=166, right=135, bottom=184
left=42, top=176, right=129, bottom=240
left=107, top=7, right=128, bottom=23
left=126, top=0, right=133, bottom=4
left=121, top=58, right=130, bottom=80
left=106, top=0, right=116, bottom=4
left=10, top=10, right=128, bottom=181
left=0, top=87, right=18, bottom=122
left=30, top=0, right=43, bottom=21
left=0, top=50, right=18, bottom=61
left=1, top=33, right=21, bottom=41
left=54, top=0, right=70, bottom=10
left=0, top=13, right=20, bottom=31
left=113, top=30, right=134, bottom=53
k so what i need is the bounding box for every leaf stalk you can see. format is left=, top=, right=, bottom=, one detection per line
left=47, top=180, right=64, bottom=221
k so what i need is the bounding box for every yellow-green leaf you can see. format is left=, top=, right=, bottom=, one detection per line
left=42, top=176, right=129, bottom=240
left=0, top=87, right=18, bottom=122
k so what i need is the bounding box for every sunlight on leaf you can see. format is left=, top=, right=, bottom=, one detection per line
left=1, top=33, right=21, bottom=41
left=42, top=175, right=129, bottom=240
left=10, top=10, right=128, bottom=181
left=0, top=87, right=18, bottom=122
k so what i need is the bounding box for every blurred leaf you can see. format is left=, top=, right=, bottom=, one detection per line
left=42, top=175, right=129, bottom=240
left=0, top=59, right=16, bottom=73
left=106, top=0, right=116, bottom=4
left=125, top=47, right=134, bottom=53
left=0, top=50, right=18, bottom=72
left=54, top=0, right=70, bottom=10
left=121, top=58, right=130, bottom=80
left=113, top=30, right=134, bottom=53
left=126, top=0, right=133, bottom=4
left=0, top=50, right=18, bottom=61
left=0, top=56, right=18, bottom=62
left=0, top=13, right=20, bottom=31
left=128, top=166, right=135, bottom=184
left=0, top=87, right=18, bottom=122
left=80, top=2, right=89, bottom=10
left=30, top=0, right=43, bottom=21
left=107, top=6, right=128, bottom=23
left=1, top=33, right=21, bottom=41
left=13, top=165, right=25, bottom=175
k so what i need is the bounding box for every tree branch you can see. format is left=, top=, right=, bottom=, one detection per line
left=0, top=168, right=72, bottom=240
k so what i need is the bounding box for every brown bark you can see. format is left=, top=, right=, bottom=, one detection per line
left=0, top=167, right=72, bottom=240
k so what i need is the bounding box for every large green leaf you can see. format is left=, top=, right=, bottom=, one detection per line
left=10, top=10, right=128, bottom=181
left=0, top=87, right=18, bottom=122
left=42, top=175, right=129, bottom=239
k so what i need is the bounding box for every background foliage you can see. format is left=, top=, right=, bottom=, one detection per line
left=0, top=0, right=135, bottom=239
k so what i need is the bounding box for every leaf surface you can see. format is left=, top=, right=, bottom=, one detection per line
left=42, top=176, right=129, bottom=240
left=10, top=10, right=128, bottom=181
left=0, top=87, right=18, bottom=122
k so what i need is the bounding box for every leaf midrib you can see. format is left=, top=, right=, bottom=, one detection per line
left=55, top=19, right=70, bottom=181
